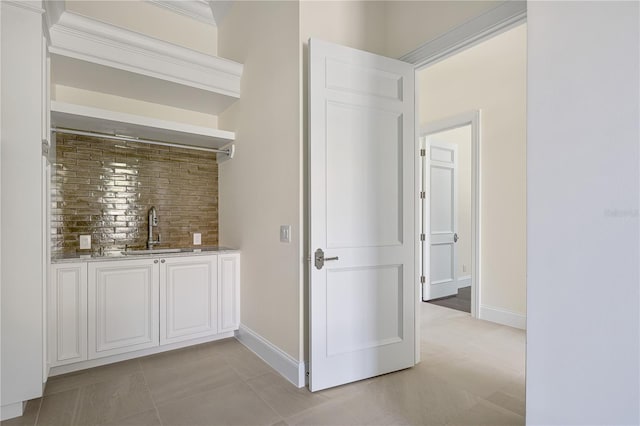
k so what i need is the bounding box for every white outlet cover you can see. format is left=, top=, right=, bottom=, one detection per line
left=79, top=235, right=91, bottom=250
left=193, top=233, right=202, bottom=245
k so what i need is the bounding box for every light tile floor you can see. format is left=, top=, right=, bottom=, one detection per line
left=2, top=303, right=525, bottom=426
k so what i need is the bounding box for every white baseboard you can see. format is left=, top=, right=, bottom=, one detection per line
left=1, top=401, right=25, bottom=421
left=235, top=324, right=306, bottom=388
left=50, top=332, right=234, bottom=376
left=458, top=275, right=471, bottom=289
left=479, top=305, right=526, bottom=330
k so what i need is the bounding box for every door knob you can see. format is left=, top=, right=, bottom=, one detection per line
left=314, top=248, right=339, bottom=270
left=453, top=233, right=459, bottom=243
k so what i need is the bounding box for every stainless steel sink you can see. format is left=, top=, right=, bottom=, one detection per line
left=121, top=248, right=186, bottom=255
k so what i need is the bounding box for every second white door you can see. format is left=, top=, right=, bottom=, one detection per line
left=424, top=140, right=459, bottom=301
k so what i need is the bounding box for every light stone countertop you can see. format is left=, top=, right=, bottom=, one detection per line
left=51, top=246, right=240, bottom=264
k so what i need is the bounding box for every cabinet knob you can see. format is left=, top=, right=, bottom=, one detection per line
left=161, top=259, right=165, bottom=263
left=154, top=260, right=158, bottom=264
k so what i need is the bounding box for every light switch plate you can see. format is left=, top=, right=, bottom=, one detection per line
left=280, top=225, right=291, bottom=243
left=79, top=235, right=91, bottom=250
left=193, top=232, right=202, bottom=245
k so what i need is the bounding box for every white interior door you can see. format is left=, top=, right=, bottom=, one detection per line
left=423, top=140, right=459, bottom=301
left=309, top=38, right=416, bottom=391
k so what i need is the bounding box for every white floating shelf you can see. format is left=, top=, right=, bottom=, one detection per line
left=47, top=10, right=243, bottom=115
left=51, top=101, right=235, bottom=150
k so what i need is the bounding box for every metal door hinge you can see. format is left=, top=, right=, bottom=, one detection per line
left=420, top=148, right=426, bottom=157
left=420, top=276, right=426, bottom=284
left=420, top=233, right=425, bottom=241
left=419, top=191, right=426, bottom=199
left=42, top=139, right=49, bottom=156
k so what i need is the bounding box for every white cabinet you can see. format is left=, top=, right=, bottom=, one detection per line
left=160, top=255, right=218, bottom=345
left=88, top=259, right=159, bottom=359
left=218, top=253, right=240, bottom=333
left=49, top=252, right=240, bottom=370
left=49, top=263, right=88, bottom=366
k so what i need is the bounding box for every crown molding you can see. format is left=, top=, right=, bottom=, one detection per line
left=147, top=0, right=217, bottom=26
left=43, top=0, right=64, bottom=28
left=2, top=0, right=44, bottom=14
left=399, top=0, right=526, bottom=66
left=48, top=10, right=242, bottom=101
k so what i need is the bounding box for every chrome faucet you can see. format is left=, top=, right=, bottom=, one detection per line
left=147, top=206, right=161, bottom=249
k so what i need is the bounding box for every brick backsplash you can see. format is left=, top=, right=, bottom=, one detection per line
left=52, top=133, right=218, bottom=254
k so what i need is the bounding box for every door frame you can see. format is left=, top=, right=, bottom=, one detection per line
left=405, top=2, right=525, bottom=325
left=421, top=111, right=481, bottom=318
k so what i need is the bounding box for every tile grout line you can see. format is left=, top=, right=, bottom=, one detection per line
left=243, top=372, right=341, bottom=424
left=151, top=375, right=243, bottom=410
left=277, top=384, right=368, bottom=424
left=32, top=397, right=44, bottom=426
left=136, top=359, right=164, bottom=426
left=69, top=384, right=84, bottom=426
left=243, top=374, right=289, bottom=422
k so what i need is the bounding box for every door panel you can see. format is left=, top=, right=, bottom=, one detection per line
left=430, top=166, right=454, bottom=233
left=326, top=102, right=402, bottom=248
left=430, top=244, right=454, bottom=284
left=326, top=265, right=403, bottom=356
left=309, top=38, right=416, bottom=391
left=325, top=58, right=403, bottom=100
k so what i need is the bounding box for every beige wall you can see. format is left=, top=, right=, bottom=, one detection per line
left=300, top=1, right=387, bottom=54
left=218, top=1, right=303, bottom=360
left=419, top=24, right=527, bottom=315
left=427, top=126, right=472, bottom=280
left=53, top=85, right=219, bottom=128
left=66, top=1, right=218, bottom=56
left=384, top=0, right=502, bottom=57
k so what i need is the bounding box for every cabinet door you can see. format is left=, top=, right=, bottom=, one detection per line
left=160, top=255, right=218, bottom=345
left=218, top=253, right=240, bottom=333
left=88, top=259, right=159, bottom=359
left=50, top=263, right=88, bottom=366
